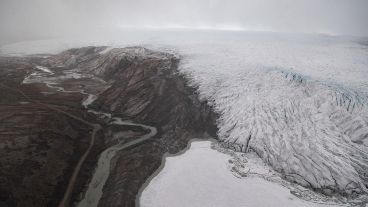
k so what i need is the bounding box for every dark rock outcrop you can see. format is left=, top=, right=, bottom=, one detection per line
left=2, top=47, right=218, bottom=207
left=0, top=57, right=105, bottom=207
left=70, top=47, right=218, bottom=206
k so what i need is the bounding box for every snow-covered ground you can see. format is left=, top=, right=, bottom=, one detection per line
left=1, top=29, right=368, bottom=199
left=139, top=140, right=348, bottom=207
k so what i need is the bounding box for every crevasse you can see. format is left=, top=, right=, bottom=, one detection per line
left=183, top=66, right=368, bottom=195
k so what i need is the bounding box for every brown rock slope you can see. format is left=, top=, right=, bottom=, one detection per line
left=92, top=48, right=218, bottom=207
left=0, top=47, right=218, bottom=207
left=53, top=47, right=218, bottom=206
left=0, top=56, right=105, bottom=207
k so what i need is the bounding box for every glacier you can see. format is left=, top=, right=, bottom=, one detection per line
left=185, top=68, right=368, bottom=195
left=175, top=33, right=368, bottom=196
left=1, top=30, right=368, bottom=196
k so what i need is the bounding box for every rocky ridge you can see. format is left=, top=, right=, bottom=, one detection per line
left=34, top=46, right=218, bottom=206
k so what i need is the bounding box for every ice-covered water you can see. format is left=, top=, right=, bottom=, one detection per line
left=2, top=30, right=368, bottom=195
left=140, top=140, right=346, bottom=207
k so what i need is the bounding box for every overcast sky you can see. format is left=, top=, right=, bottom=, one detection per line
left=1, top=0, right=368, bottom=44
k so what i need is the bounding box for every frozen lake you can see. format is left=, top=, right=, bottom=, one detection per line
left=139, top=140, right=345, bottom=207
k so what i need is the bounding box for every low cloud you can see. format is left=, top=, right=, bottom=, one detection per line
left=1, top=0, right=367, bottom=44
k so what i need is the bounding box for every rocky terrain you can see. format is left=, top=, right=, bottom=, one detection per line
left=0, top=56, right=105, bottom=207
left=44, top=47, right=218, bottom=206
left=0, top=47, right=218, bottom=207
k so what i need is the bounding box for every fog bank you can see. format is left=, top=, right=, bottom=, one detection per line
left=1, top=0, right=368, bottom=45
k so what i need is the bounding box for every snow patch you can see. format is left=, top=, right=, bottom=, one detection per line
left=35, top=65, right=53, bottom=74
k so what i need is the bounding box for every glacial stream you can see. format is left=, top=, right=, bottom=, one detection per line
left=23, top=65, right=158, bottom=207
left=77, top=94, right=157, bottom=207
